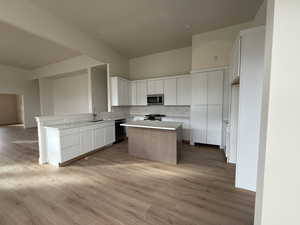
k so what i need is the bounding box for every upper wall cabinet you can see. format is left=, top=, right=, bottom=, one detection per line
left=129, top=81, right=137, bottom=105
left=111, top=77, right=129, bottom=106
left=147, top=79, right=164, bottom=95
left=136, top=80, right=148, bottom=105
left=177, top=76, right=191, bottom=105
left=164, top=78, right=177, bottom=105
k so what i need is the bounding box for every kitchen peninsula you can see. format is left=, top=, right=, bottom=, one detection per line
left=121, top=121, right=183, bottom=164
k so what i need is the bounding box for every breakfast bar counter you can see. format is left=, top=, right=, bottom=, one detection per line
left=121, top=121, right=183, bottom=164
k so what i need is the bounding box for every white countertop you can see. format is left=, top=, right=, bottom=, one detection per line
left=44, top=120, right=113, bottom=130
left=121, top=121, right=182, bottom=131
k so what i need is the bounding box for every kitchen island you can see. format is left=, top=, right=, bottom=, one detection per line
left=121, top=121, right=183, bottom=164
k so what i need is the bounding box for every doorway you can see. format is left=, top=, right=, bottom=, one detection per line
left=0, top=94, right=24, bottom=126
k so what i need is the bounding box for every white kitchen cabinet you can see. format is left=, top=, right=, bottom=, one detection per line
left=147, top=79, right=164, bottom=95
left=191, top=105, right=207, bottom=144
left=207, top=71, right=224, bottom=104
left=129, top=81, right=137, bottom=105
left=190, top=70, right=224, bottom=146
left=105, top=125, right=115, bottom=144
left=80, top=126, right=94, bottom=154
left=177, top=76, right=191, bottom=105
left=94, top=126, right=105, bottom=149
left=122, top=79, right=129, bottom=106
left=191, top=73, right=207, bottom=105
left=111, top=77, right=129, bottom=106
left=164, top=78, right=177, bottom=105
left=136, top=80, right=147, bottom=105
left=45, top=121, right=115, bottom=166
left=207, top=105, right=222, bottom=145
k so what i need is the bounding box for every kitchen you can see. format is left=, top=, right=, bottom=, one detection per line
left=0, top=0, right=283, bottom=224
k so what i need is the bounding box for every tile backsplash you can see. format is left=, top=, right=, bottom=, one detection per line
left=113, top=106, right=190, bottom=118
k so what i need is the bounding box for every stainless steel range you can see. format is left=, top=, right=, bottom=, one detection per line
left=144, top=114, right=166, bottom=121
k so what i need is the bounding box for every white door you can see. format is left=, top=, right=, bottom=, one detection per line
left=164, top=78, right=177, bottom=105
left=207, top=71, right=223, bottom=105
left=136, top=80, right=147, bottom=105
left=177, top=76, right=191, bottom=105
left=110, top=77, right=119, bottom=106
left=192, top=73, right=207, bottom=105
left=129, top=81, right=137, bottom=105
left=105, top=126, right=115, bottom=144
left=191, top=105, right=207, bottom=144
left=148, top=80, right=164, bottom=94
left=124, top=79, right=130, bottom=105
left=207, top=105, right=222, bottom=146
left=80, top=128, right=94, bottom=154
left=147, top=80, right=156, bottom=95
left=155, top=80, right=164, bottom=94
left=94, top=127, right=105, bottom=149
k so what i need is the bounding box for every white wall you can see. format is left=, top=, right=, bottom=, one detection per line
left=32, top=55, right=104, bottom=79
left=0, top=64, right=40, bottom=128
left=255, top=0, right=300, bottom=224
left=52, top=71, right=90, bottom=115
left=192, top=23, right=252, bottom=72
left=236, top=27, right=265, bottom=192
left=129, top=47, right=191, bottom=80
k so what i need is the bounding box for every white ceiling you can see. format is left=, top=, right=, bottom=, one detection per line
left=32, top=0, right=263, bottom=58
left=0, top=22, right=80, bottom=70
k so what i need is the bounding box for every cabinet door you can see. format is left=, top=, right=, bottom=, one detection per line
left=148, top=80, right=163, bottom=94
left=191, top=105, right=207, bottom=144
left=177, top=76, right=191, bottom=105
left=110, top=77, right=119, bottom=106
left=136, top=80, right=147, bottom=105
left=80, top=128, right=94, bottom=154
left=207, top=105, right=222, bottom=146
left=155, top=80, right=164, bottom=94
left=192, top=73, right=207, bottom=105
left=147, top=80, right=155, bottom=95
left=129, top=81, right=137, bottom=105
left=123, top=79, right=130, bottom=106
left=105, top=125, right=115, bottom=145
left=94, top=127, right=105, bottom=149
left=207, top=71, right=223, bottom=105
left=164, top=78, right=177, bottom=105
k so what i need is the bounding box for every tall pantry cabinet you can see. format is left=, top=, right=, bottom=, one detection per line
left=190, top=70, right=224, bottom=146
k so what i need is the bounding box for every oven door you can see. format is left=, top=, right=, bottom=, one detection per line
left=147, top=95, right=164, bottom=105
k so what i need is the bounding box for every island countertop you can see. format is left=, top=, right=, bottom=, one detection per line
left=121, top=121, right=182, bottom=131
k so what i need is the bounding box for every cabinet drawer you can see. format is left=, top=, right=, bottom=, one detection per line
left=60, top=128, right=80, bottom=136
left=61, top=145, right=81, bottom=162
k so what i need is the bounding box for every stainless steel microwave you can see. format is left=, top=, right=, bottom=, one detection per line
left=147, top=94, right=164, bottom=105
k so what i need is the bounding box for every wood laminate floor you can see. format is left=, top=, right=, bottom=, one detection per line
left=0, top=125, right=255, bottom=225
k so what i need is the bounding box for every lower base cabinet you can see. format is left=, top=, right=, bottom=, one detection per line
left=46, top=121, right=115, bottom=166
left=191, top=105, right=222, bottom=146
